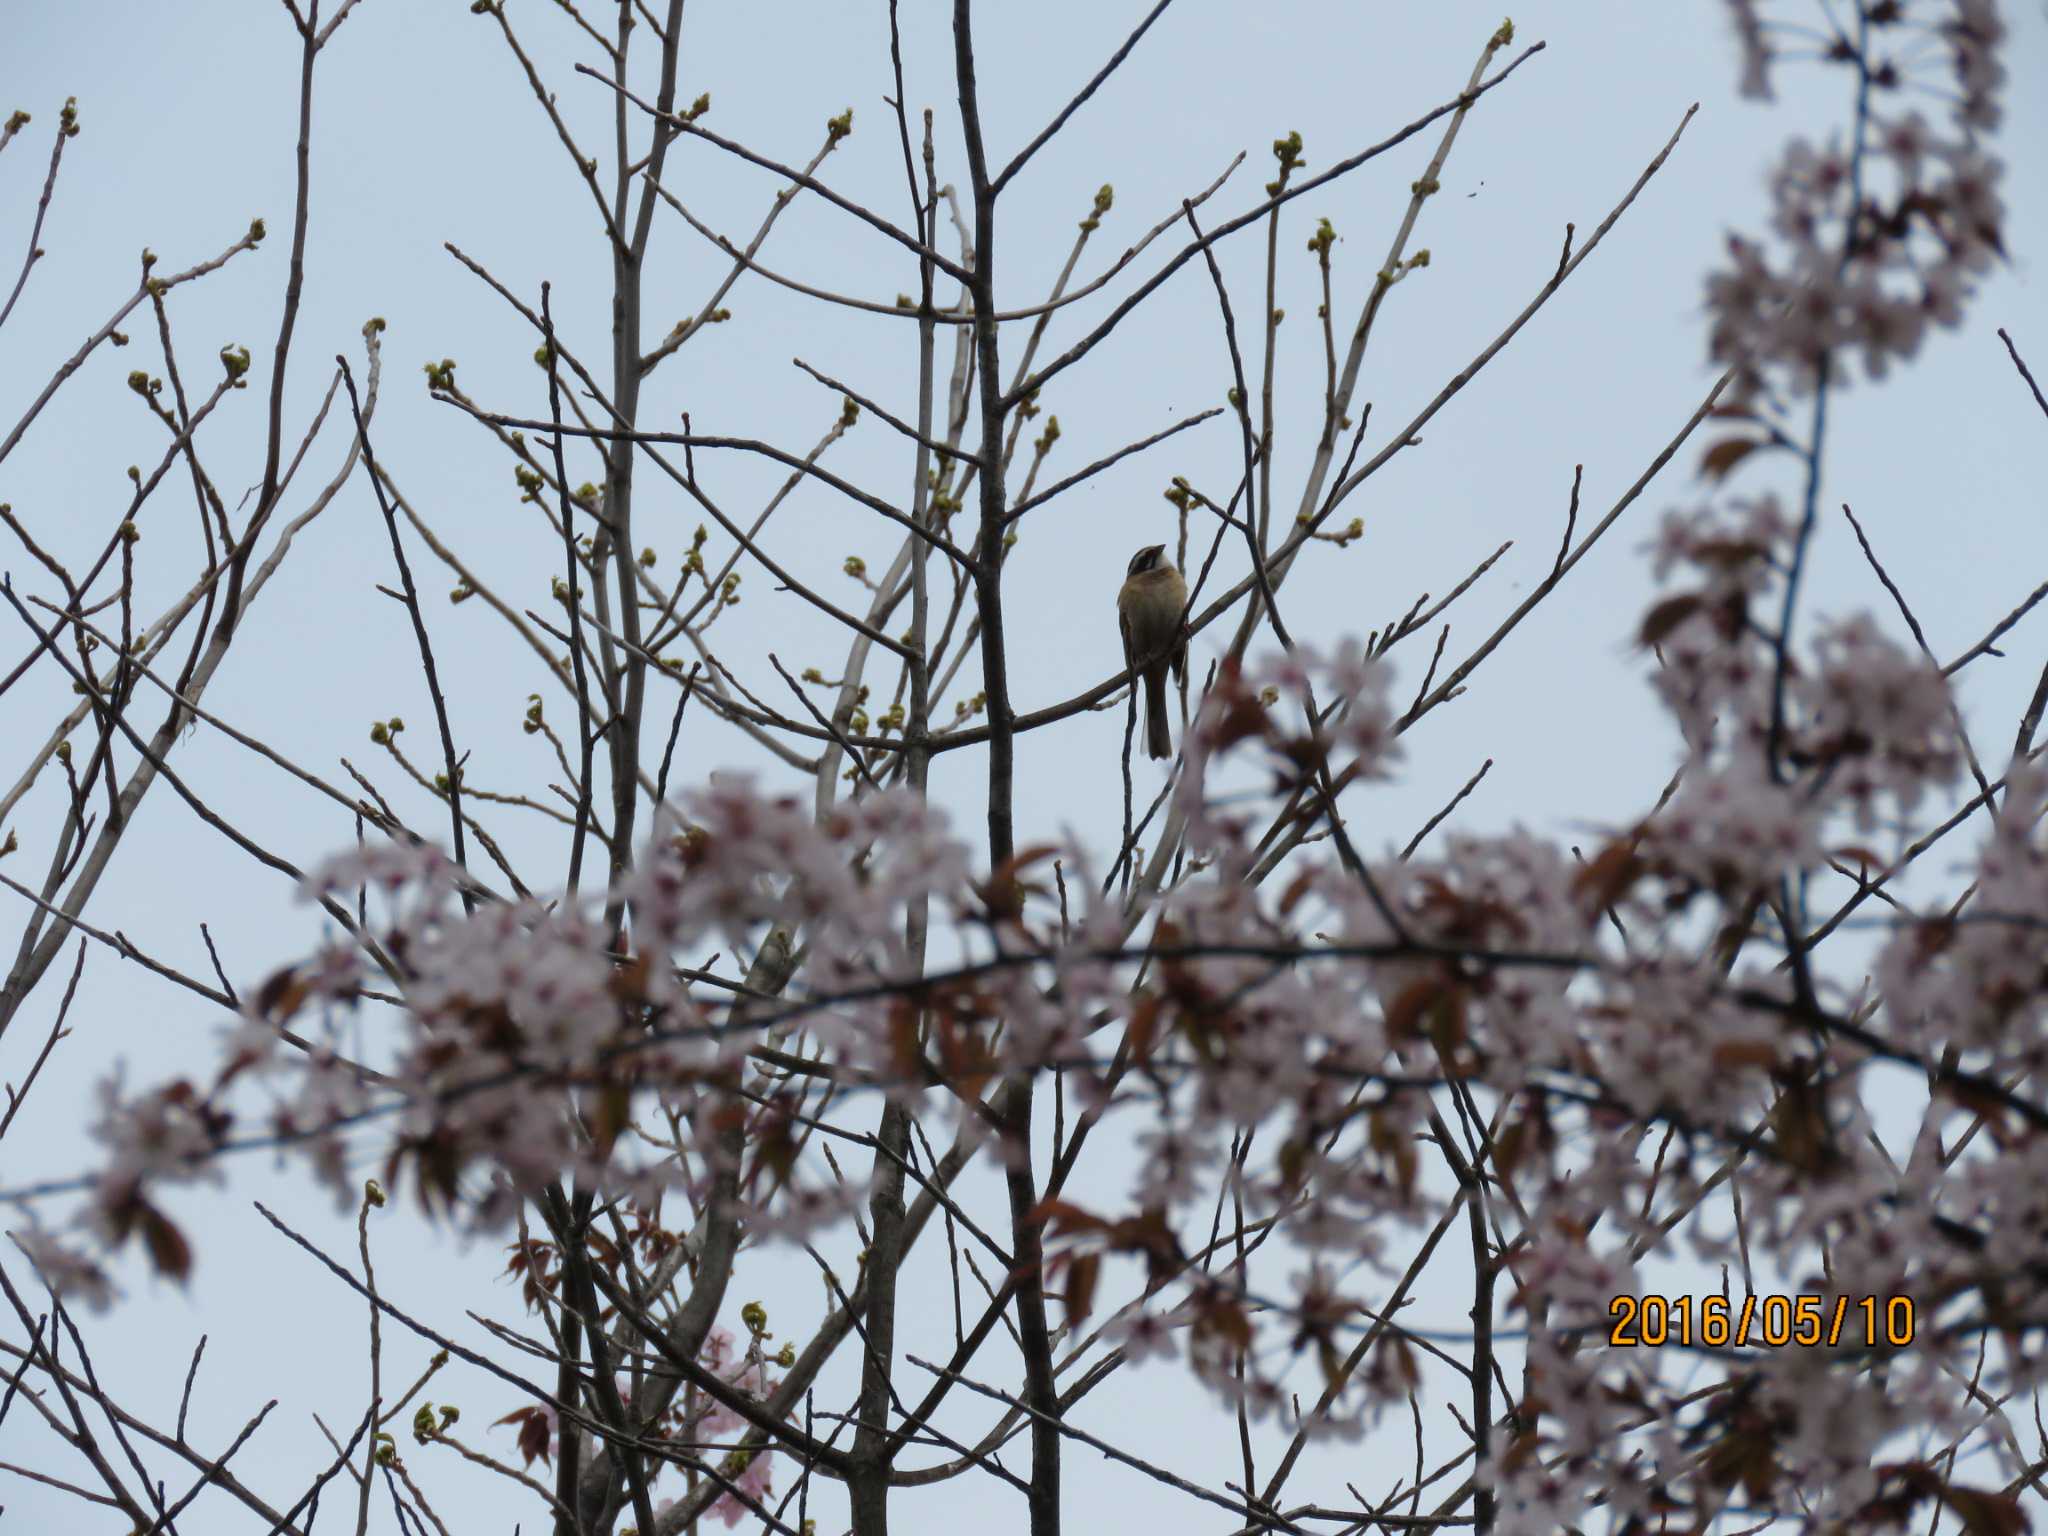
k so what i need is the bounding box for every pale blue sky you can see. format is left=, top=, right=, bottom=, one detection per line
left=3, top=2, right=2045, bottom=1530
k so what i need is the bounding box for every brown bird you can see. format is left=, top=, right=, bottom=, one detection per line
left=1117, top=543, right=1188, bottom=760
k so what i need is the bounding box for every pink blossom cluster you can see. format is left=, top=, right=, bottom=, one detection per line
left=1876, top=759, right=2048, bottom=1067
left=1641, top=492, right=1959, bottom=886
left=1707, top=2, right=2006, bottom=402
left=492, top=1324, right=780, bottom=1528
left=12, top=778, right=984, bottom=1303
left=1172, top=637, right=1402, bottom=865
left=676, top=1325, right=780, bottom=1527
left=1464, top=6, right=2020, bottom=1526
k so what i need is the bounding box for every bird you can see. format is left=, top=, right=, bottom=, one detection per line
left=1117, top=543, right=1188, bottom=760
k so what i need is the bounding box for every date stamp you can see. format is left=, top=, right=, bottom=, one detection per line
left=1608, top=1294, right=1915, bottom=1349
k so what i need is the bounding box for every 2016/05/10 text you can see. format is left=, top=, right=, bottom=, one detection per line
left=1608, top=1295, right=1916, bottom=1349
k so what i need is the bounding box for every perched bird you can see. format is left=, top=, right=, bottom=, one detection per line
left=1117, top=543, right=1188, bottom=760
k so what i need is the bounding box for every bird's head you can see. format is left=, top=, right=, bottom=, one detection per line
left=1127, top=543, right=1168, bottom=577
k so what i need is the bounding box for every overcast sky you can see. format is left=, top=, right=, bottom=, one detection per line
left=3, top=2, right=2046, bottom=1530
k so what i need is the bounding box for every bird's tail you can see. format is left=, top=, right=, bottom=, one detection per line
left=1144, top=669, right=1172, bottom=760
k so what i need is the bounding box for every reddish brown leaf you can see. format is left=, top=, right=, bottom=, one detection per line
left=1063, top=1251, right=1101, bottom=1326
left=1032, top=1198, right=1111, bottom=1239
left=138, top=1203, right=193, bottom=1283
left=1884, top=1464, right=2029, bottom=1536
left=1368, top=1108, right=1419, bottom=1199
left=606, top=949, right=652, bottom=1003
left=252, top=965, right=311, bottom=1023
left=494, top=1405, right=554, bottom=1469
left=1710, top=1040, right=1779, bottom=1071
left=1941, top=1486, right=2027, bottom=1536
left=1124, top=991, right=1160, bottom=1063
left=1115, top=1206, right=1187, bottom=1287
left=589, top=1080, right=632, bottom=1160
left=1382, top=975, right=1441, bottom=1045
left=1638, top=592, right=1705, bottom=648
left=1494, top=1114, right=1529, bottom=1177
left=1193, top=1295, right=1252, bottom=1352
left=1769, top=1075, right=1836, bottom=1175
left=1277, top=865, right=1318, bottom=917
left=1699, top=435, right=1763, bottom=481
left=1573, top=839, right=1645, bottom=912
